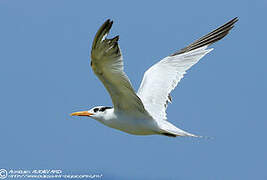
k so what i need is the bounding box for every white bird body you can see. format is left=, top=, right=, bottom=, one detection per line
left=89, top=107, right=195, bottom=137
left=97, top=109, right=157, bottom=135
left=71, top=18, right=238, bottom=137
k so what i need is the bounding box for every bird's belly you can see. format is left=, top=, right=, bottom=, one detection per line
left=102, top=117, right=158, bottom=135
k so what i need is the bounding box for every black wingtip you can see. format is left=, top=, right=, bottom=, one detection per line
left=112, top=35, right=120, bottom=42
left=233, top=17, right=239, bottom=22
left=91, top=19, right=121, bottom=60
left=171, top=17, right=239, bottom=56
left=103, top=19, right=113, bottom=33
left=92, top=19, right=114, bottom=49
left=228, top=17, right=239, bottom=27
left=104, top=19, right=112, bottom=24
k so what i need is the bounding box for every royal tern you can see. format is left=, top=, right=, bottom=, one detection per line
left=71, top=17, right=238, bottom=137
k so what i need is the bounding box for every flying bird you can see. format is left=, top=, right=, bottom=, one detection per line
left=71, top=17, right=238, bottom=137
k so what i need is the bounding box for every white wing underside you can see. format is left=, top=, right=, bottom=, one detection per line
left=137, top=46, right=212, bottom=121
left=136, top=17, right=238, bottom=121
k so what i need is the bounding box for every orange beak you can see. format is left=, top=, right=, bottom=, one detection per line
left=70, top=111, right=94, bottom=117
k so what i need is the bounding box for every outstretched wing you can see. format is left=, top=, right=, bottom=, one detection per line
left=137, top=17, right=238, bottom=121
left=91, top=19, right=147, bottom=115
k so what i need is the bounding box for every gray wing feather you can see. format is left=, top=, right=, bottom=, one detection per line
left=91, top=20, right=148, bottom=116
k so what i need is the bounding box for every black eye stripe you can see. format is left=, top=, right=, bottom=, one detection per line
left=99, top=107, right=112, bottom=112
left=93, top=108, right=99, bottom=112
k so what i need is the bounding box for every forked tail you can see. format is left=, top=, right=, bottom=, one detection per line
left=159, top=120, right=201, bottom=138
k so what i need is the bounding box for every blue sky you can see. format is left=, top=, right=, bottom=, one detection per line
left=0, top=0, right=266, bottom=179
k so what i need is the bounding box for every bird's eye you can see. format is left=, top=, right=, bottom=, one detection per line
left=93, top=108, right=99, bottom=112
left=99, top=107, right=106, bottom=112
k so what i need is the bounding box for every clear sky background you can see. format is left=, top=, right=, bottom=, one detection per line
left=0, top=0, right=266, bottom=179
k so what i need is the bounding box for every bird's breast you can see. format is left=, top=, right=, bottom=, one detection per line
left=100, top=113, right=158, bottom=135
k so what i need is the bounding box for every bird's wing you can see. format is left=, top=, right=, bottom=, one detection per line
left=91, top=19, right=148, bottom=115
left=137, top=17, right=238, bottom=121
